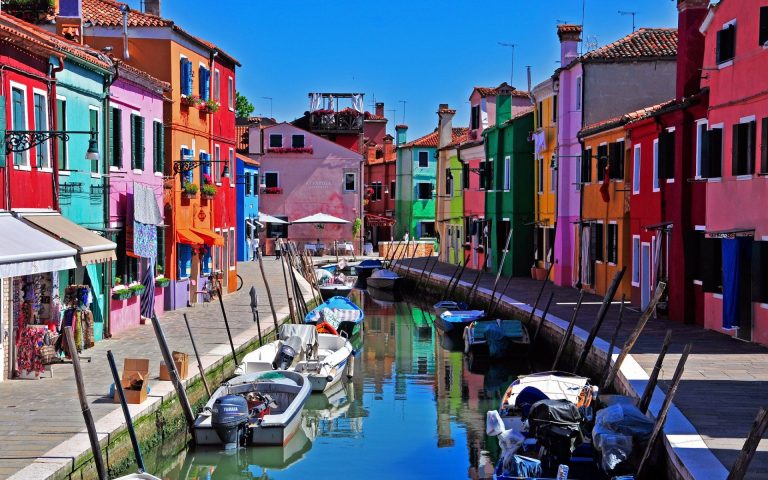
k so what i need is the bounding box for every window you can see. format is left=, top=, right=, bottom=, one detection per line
left=593, top=222, right=604, bottom=262
left=761, top=7, right=768, bottom=46
left=552, top=94, right=558, bottom=123
left=33, top=92, right=49, bottom=169
left=632, top=144, right=641, bottom=194
left=177, top=243, right=192, bottom=278
left=180, top=147, right=193, bottom=185
left=199, top=151, right=210, bottom=186
left=732, top=120, right=756, bottom=176
left=213, top=69, right=220, bottom=102
left=504, top=156, right=511, bottom=191
left=550, top=156, right=556, bottom=192
left=462, top=162, right=469, bottom=190
left=485, top=159, right=494, bottom=190
left=131, top=114, right=145, bottom=170
left=198, top=65, right=210, bottom=100
left=607, top=223, right=618, bottom=264
left=701, top=236, right=723, bottom=294
left=180, top=57, right=193, bottom=96
left=56, top=97, right=67, bottom=170
left=371, top=182, right=382, bottom=201
left=264, top=172, right=279, bottom=188
left=229, top=148, right=235, bottom=182
left=418, top=151, right=429, bottom=168
left=701, top=127, right=723, bottom=178
left=761, top=118, right=768, bottom=174
left=291, top=134, right=305, bottom=148
left=245, top=172, right=252, bottom=195
left=156, top=227, right=166, bottom=274
left=575, top=77, right=582, bottom=111
left=716, top=22, right=736, bottom=64
left=229, top=227, right=236, bottom=269
left=269, top=134, right=282, bottom=148
left=267, top=217, right=288, bottom=238
left=631, top=236, right=641, bottom=286
left=658, top=129, right=675, bottom=180
left=390, top=180, right=396, bottom=198
left=536, top=101, right=543, bottom=128
left=609, top=141, right=625, bottom=180
left=653, top=139, right=660, bottom=191
left=11, top=86, right=28, bottom=167
left=444, top=169, right=452, bottom=196
left=110, top=107, right=122, bottom=168
left=597, top=144, right=608, bottom=180
left=417, top=182, right=432, bottom=200
left=214, top=144, right=221, bottom=182
left=470, top=105, right=480, bottom=130
left=89, top=108, right=99, bottom=173
left=537, top=158, right=544, bottom=194
left=580, top=148, right=592, bottom=183
left=535, top=227, right=544, bottom=261
left=228, top=77, right=234, bottom=110
left=253, top=173, right=259, bottom=194
left=344, top=172, right=356, bottom=192
left=201, top=246, right=211, bottom=275
left=754, top=241, right=768, bottom=303
left=153, top=120, right=164, bottom=173
left=478, top=161, right=486, bottom=190
left=695, top=120, right=708, bottom=178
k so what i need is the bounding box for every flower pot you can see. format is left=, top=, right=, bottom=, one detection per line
left=532, top=267, right=548, bottom=281
left=202, top=193, right=215, bottom=200
left=182, top=192, right=197, bottom=199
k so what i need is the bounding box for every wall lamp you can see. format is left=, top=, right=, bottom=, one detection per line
left=4, top=129, right=99, bottom=160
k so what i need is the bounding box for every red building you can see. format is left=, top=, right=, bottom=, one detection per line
left=363, top=103, right=395, bottom=248
left=625, top=0, right=709, bottom=325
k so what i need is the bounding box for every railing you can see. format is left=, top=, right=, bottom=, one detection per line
left=310, top=110, right=364, bottom=132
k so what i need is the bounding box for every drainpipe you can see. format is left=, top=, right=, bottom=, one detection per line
left=576, top=136, right=586, bottom=289
left=120, top=5, right=131, bottom=61
left=50, top=56, right=65, bottom=212
left=102, top=60, right=118, bottom=337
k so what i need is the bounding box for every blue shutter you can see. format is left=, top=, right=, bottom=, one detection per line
left=181, top=147, right=193, bottom=184
left=198, top=66, right=205, bottom=98
left=201, top=68, right=210, bottom=100
left=180, top=58, right=188, bottom=95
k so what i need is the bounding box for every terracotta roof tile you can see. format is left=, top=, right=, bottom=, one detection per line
left=582, top=28, right=677, bottom=61
left=364, top=111, right=386, bottom=120
left=558, top=24, right=583, bottom=34
left=579, top=100, right=675, bottom=138
left=401, top=127, right=468, bottom=149
left=473, top=86, right=498, bottom=97
left=117, top=61, right=170, bottom=92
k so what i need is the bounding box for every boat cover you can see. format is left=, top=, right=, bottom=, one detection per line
left=279, top=324, right=318, bottom=350
left=472, top=320, right=524, bottom=340
left=358, top=259, right=383, bottom=269
left=503, top=372, right=591, bottom=410
left=528, top=399, right=583, bottom=433
left=370, top=269, right=400, bottom=280
left=497, top=455, right=542, bottom=479
left=441, top=310, right=485, bottom=322
left=593, top=403, right=654, bottom=444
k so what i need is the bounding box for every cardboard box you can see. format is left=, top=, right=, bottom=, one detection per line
left=114, top=358, right=150, bottom=404
left=159, top=351, right=189, bottom=381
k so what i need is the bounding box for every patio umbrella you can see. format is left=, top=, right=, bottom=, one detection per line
left=259, top=212, right=288, bottom=224
left=290, top=213, right=350, bottom=224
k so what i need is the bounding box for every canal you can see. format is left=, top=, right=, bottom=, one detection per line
left=144, top=289, right=532, bottom=479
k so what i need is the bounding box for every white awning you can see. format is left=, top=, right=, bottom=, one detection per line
left=291, top=213, right=350, bottom=224
left=258, top=212, right=288, bottom=224
left=0, top=212, right=77, bottom=278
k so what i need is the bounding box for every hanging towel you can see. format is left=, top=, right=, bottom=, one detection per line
left=133, top=183, right=163, bottom=226
left=352, top=94, right=364, bottom=113
left=140, top=259, right=156, bottom=320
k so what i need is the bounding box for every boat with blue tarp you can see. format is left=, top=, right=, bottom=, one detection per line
left=464, top=319, right=530, bottom=358
left=305, top=296, right=365, bottom=338
left=434, top=309, right=485, bottom=336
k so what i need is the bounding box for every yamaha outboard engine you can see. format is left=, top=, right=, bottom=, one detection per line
left=211, top=395, right=249, bottom=449
left=273, top=335, right=302, bottom=370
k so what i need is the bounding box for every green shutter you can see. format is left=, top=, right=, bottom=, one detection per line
left=137, top=116, right=145, bottom=170
left=130, top=115, right=136, bottom=170
left=0, top=96, right=6, bottom=168
left=154, top=121, right=164, bottom=173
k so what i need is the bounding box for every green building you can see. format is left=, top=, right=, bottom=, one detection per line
left=435, top=107, right=467, bottom=265
left=394, top=125, right=438, bottom=240
left=483, top=88, right=535, bottom=276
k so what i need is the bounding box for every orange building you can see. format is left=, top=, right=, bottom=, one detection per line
left=81, top=0, right=240, bottom=307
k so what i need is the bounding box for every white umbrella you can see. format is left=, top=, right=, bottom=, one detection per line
left=258, top=212, right=288, bottom=224
left=291, top=213, right=350, bottom=224
left=247, top=219, right=265, bottom=228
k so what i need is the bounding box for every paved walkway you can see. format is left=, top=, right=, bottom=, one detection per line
left=0, top=259, right=312, bottom=479
left=398, top=256, right=768, bottom=479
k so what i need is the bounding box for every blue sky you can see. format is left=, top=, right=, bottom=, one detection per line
left=125, top=0, right=678, bottom=138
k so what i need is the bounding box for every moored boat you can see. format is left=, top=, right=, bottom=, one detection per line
left=464, top=319, right=530, bottom=358
left=305, top=295, right=365, bottom=338
left=194, top=370, right=311, bottom=448
left=365, top=268, right=402, bottom=290
left=432, top=300, right=468, bottom=315
left=319, top=283, right=353, bottom=300
left=355, top=259, right=383, bottom=278
left=434, top=309, right=485, bottom=336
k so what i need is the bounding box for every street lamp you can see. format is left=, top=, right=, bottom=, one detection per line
left=4, top=129, right=99, bottom=159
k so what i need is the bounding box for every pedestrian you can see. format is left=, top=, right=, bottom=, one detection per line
left=403, top=232, right=409, bottom=243
left=274, top=235, right=282, bottom=260
left=252, top=237, right=260, bottom=261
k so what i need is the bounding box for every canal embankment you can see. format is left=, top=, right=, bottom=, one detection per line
left=395, top=256, right=763, bottom=480
left=1, top=261, right=314, bottom=480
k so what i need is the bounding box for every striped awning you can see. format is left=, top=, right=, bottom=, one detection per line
left=0, top=212, right=77, bottom=278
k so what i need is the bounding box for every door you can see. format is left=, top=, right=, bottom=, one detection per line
left=641, top=243, right=651, bottom=310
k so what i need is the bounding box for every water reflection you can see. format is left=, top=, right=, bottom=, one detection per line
left=159, top=290, right=529, bottom=480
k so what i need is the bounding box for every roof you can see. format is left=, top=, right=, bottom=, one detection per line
left=236, top=124, right=249, bottom=153
left=473, top=86, right=498, bottom=98
left=116, top=61, right=170, bottom=93
left=236, top=152, right=259, bottom=167
left=578, top=100, right=675, bottom=138
left=557, top=24, right=583, bottom=35
left=81, top=0, right=240, bottom=66
left=472, top=83, right=529, bottom=99
left=582, top=28, right=678, bottom=61
left=401, top=127, right=468, bottom=149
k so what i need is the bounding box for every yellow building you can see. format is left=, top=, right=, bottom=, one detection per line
left=531, top=80, right=557, bottom=278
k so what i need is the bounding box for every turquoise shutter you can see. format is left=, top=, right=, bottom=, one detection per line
left=154, top=121, right=164, bottom=173
left=130, top=115, right=136, bottom=169
left=0, top=95, right=7, bottom=168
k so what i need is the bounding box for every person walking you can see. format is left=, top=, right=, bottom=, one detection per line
left=252, top=236, right=260, bottom=261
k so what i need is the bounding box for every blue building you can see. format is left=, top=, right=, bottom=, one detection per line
left=237, top=154, right=260, bottom=261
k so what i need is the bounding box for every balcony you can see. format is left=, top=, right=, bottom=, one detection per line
left=310, top=109, right=364, bottom=134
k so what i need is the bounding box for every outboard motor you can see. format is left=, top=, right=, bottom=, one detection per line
left=211, top=395, right=249, bottom=449
left=273, top=335, right=302, bottom=370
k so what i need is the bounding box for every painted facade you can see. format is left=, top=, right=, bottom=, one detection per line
left=436, top=106, right=466, bottom=265
left=236, top=154, right=259, bottom=261
left=531, top=79, right=558, bottom=279
left=363, top=132, right=396, bottom=248
left=700, top=0, right=768, bottom=343
left=394, top=127, right=435, bottom=241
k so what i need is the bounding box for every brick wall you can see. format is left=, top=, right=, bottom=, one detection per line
left=378, top=241, right=435, bottom=260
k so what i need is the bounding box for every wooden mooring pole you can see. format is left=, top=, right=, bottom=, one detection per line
left=600, top=300, right=625, bottom=386
left=64, top=326, right=107, bottom=480
left=249, top=286, right=263, bottom=346
left=215, top=285, right=239, bottom=364
left=552, top=290, right=584, bottom=371
left=150, top=315, right=195, bottom=430
left=278, top=241, right=297, bottom=324
left=727, top=407, right=768, bottom=480
left=531, top=291, right=554, bottom=344
left=183, top=313, right=211, bottom=397
left=637, top=329, right=673, bottom=414
left=525, top=262, right=555, bottom=325
left=257, top=249, right=280, bottom=332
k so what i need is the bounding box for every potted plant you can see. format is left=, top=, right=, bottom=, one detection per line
left=202, top=183, right=217, bottom=199
left=180, top=95, right=202, bottom=108
left=182, top=182, right=198, bottom=198
left=112, top=284, right=132, bottom=300
left=129, top=282, right=146, bottom=297
left=155, top=275, right=171, bottom=288
left=204, top=99, right=220, bottom=113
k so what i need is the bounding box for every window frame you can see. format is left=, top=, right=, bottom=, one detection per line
left=537, top=156, right=543, bottom=194
left=632, top=235, right=640, bottom=286
left=652, top=138, right=660, bottom=192
left=716, top=20, right=737, bottom=66
left=56, top=95, right=68, bottom=172
left=32, top=88, right=51, bottom=170
left=504, top=155, right=511, bottom=191
left=344, top=172, right=357, bottom=192
left=417, top=150, right=429, bottom=168
left=732, top=117, right=757, bottom=177
left=214, top=144, right=221, bottom=184
left=264, top=171, right=279, bottom=188
left=575, top=77, right=582, bottom=111
left=269, top=134, right=283, bottom=148
left=291, top=134, right=305, bottom=149
left=10, top=82, right=30, bottom=169
left=153, top=119, right=164, bottom=174
left=417, top=181, right=433, bottom=200
left=390, top=180, right=396, bottom=198
left=227, top=76, right=234, bottom=111
left=632, top=143, right=641, bottom=194
left=607, top=222, right=618, bottom=265
left=695, top=119, right=708, bottom=179
left=228, top=148, right=235, bottom=186
left=88, top=105, right=100, bottom=175
left=213, top=69, right=221, bottom=102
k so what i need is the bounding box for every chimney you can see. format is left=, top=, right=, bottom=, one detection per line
left=395, top=125, right=408, bottom=145
left=383, top=134, right=394, bottom=160
left=55, top=0, right=84, bottom=44
left=557, top=24, right=582, bottom=67
left=676, top=0, right=708, bottom=99
left=437, top=104, right=456, bottom=149
left=495, top=85, right=514, bottom=125
left=145, top=0, right=161, bottom=16
left=375, top=102, right=384, bottom=117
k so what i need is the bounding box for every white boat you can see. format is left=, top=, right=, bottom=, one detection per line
left=194, top=370, right=311, bottom=448
left=115, top=474, right=161, bottom=480
left=365, top=268, right=402, bottom=290
left=236, top=324, right=354, bottom=392
left=499, top=371, right=596, bottom=424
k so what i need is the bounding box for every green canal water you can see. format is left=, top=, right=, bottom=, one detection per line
left=155, top=290, right=532, bottom=479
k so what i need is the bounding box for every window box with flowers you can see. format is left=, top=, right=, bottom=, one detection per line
left=203, top=99, right=220, bottom=114
left=129, top=282, right=146, bottom=297
left=155, top=276, right=171, bottom=288
left=180, top=95, right=202, bottom=108
left=182, top=182, right=198, bottom=198
left=262, top=186, right=283, bottom=195
left=112, top=284, right=133, bottom=300
left=266, top=147, right=314, bottom=154
left=202, top=183, right=217, bottom=199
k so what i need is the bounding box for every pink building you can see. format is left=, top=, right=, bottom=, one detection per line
left=108, top=63, right=168, bottom=334
left=251, top=122, right=363, bottom=253
left=700, top=0, right=768, bottom=343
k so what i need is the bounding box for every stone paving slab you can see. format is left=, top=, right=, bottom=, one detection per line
left=0, top=259, right=313, bottom=479
left=398, top=257, right=768, bottom=479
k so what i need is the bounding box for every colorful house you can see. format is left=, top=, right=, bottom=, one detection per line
left=81, top=0, right=241, bottom=307
left=235, top=150, right=260, bottom=262
left=363, top=103, right=396, bottom=249
left=435, top=105, right=467, bottom=265
left=484, top=88, right=535, bottom=277
left=531, top=79, right=558, bottom=279
left=107, top=62, right=168, bottom=334
left=254, top=122, right=363, bottom=252
left=699, top=0, right=768, bottom=343
left=554, top=25, right=678, bottom=288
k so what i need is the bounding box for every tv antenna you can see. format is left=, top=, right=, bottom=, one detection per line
left=584, top=35, right=599, bottom=52
left=498, top=42, right=516, bottom=86
left=399, top=100, right=407, bottom=124
left=618, top=10, right=638, bottom=32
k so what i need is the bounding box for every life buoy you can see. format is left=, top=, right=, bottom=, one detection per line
left=576, top=386, right=592, bottom=409
left=316, top=321, right=338, bottom=335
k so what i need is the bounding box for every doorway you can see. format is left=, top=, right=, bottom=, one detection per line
left=722, top=237, right=753, bottom=341
left=641, top=243, right=651, bottom=310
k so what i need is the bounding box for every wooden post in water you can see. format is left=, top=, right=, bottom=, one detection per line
left=600, top=301, right=625, bottom=385
left=278, top=241, right=296, bottom=324
left=727, top=407, right=768, bottom=480
left=257, top=250, right=280, bottom=332
left=215, top=285, right=239, bottom=364
left=183, top=313, right=211, bottom=397
left=64, top=327, right=107, bottom=480
left=573, top=268, right=626, bottom=374
left=602, top=282, right=666, bottom=390
left=151, top=315, right=196, bottom=430
left=532, top=292, right=554, bottom=344
left=636, top=343, right=692, bottom=479
left=525, top=262, right=555, bottom=325
left=551, top=290, right=584, bottom=371
left=638, top=329, right=673, bottom=414
left=249, top=286, right=263, bottom=347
